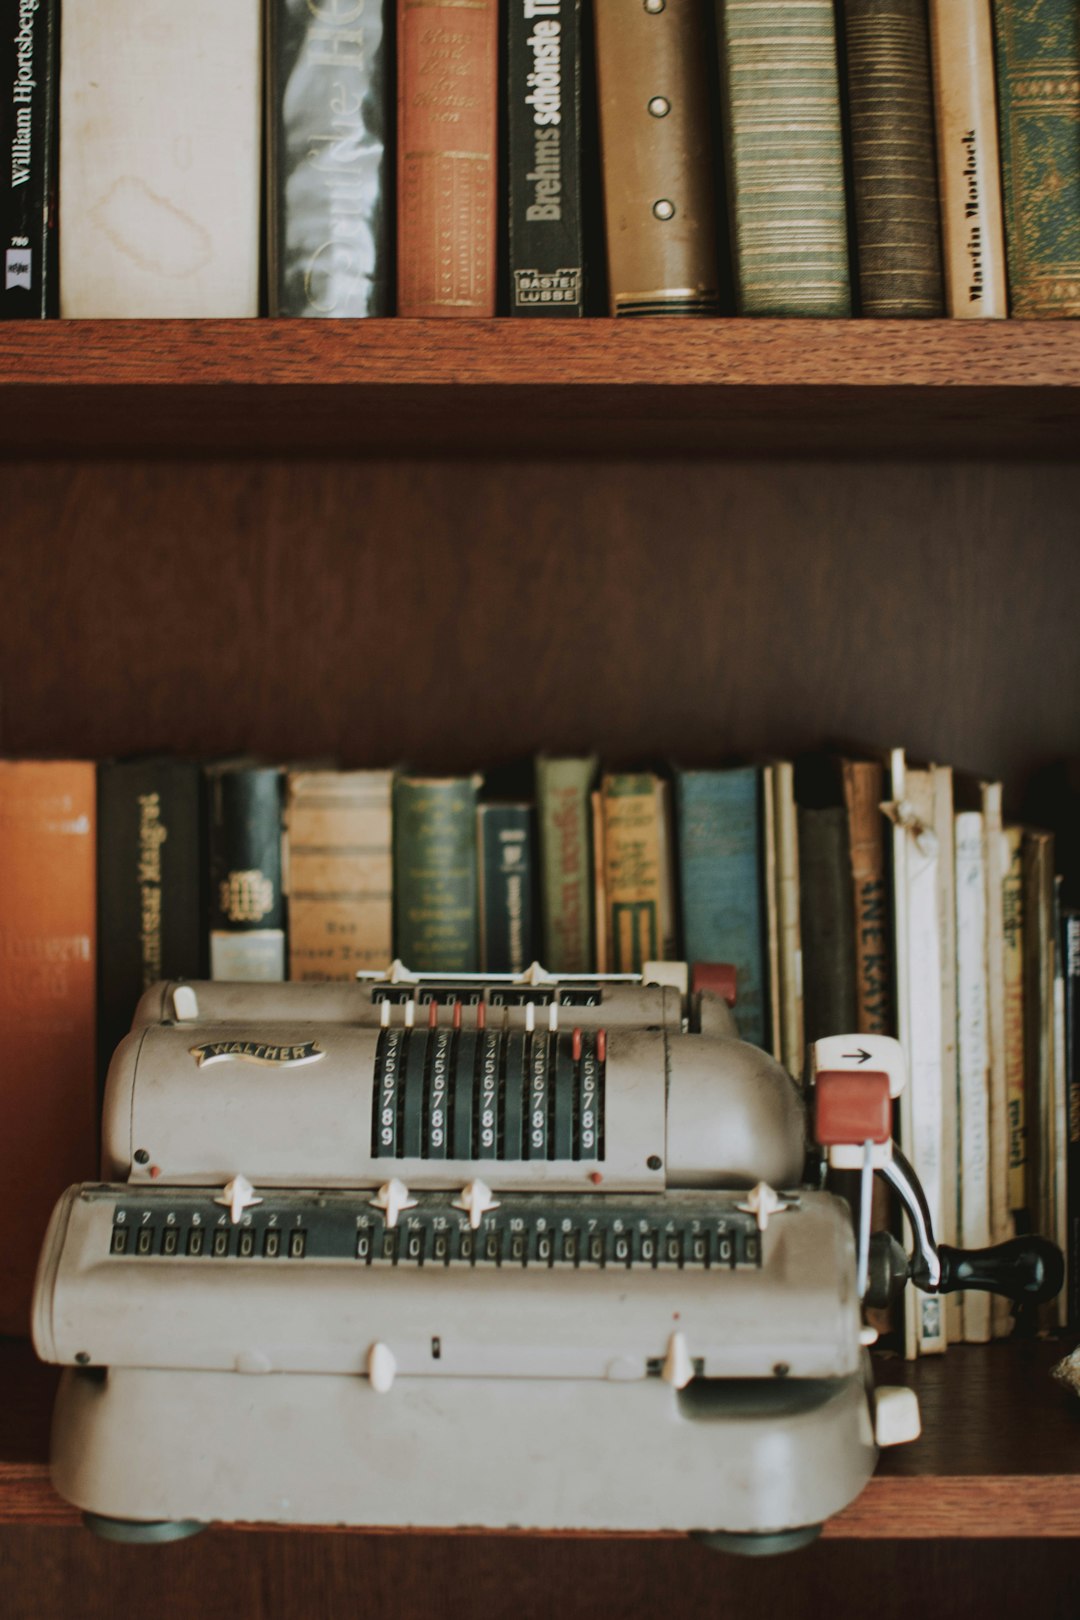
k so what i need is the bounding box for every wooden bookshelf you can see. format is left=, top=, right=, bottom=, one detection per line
left=2, top=1337, right=1077, bottom=1536
left=1, top=319, right=1080, bottom=456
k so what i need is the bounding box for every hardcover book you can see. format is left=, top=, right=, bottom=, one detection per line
left=593, top=0, right=720, bottom=315
left=927, top=0, right=1007, bottom=317
left=797, top=805, right=857, bottom=1049
left=477, top=801, right=536, bottom=974
left=1064, top=908, right=1079, bottom=1326
left=97, top=758, right=205, bottom=1077
left=59, top=0, right=262, bottom=317
left=1022, top=829, right=1058, bottom=1274
left=598, top=773, right=675, bottom=976
left=536, top=754, right=596, bottom=973
left=841, top=758, right=893, bottom=1037
left=840, top=0, right=944, bottom=316
left=769, top=760, right=804, bottom=1077
left=992, top=0, right=1080, bottom=317
left=267, top=0, right=392, bottom=317
left=0, top=760, right=96, bottom=1333
left=394, top=775, right=481, bottom=972
left=676, top=766, right=767, bottom=1050
left=284, top=770, right=393, bottom=981
left=397, top=0, right=497, bottom=316
left=1002, top=825, right=1027, bottom=1215
left=1, top=0, right=57, bottom=316
left=715, top=0, right=851, bottom=316
left=508, top=0, right=584, bottom=317
left=206, top=764, right=286, bottom=982
left=955, top=809, right=992, bottom=1342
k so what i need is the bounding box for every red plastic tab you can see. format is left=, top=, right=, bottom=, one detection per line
left=814, top=1071, right=892, bottom=1147
left=691, top=962, right=738, bottom=1006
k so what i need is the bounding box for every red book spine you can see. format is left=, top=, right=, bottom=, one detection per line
left=397, top=0, right=498, bottom=316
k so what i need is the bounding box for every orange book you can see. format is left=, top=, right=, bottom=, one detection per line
left=0, top=761, right=96, bottom=1333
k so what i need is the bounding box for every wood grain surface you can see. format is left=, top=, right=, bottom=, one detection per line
left=1, top=320, right=1080, bottom=454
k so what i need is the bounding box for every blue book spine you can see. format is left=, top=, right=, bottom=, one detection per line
left=676, top=766, right=767, bottom=1048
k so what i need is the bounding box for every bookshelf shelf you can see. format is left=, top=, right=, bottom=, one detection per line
left=2, top=1338, right=1077, bottom=1536
left=1, top=319, right=1080, bottom=457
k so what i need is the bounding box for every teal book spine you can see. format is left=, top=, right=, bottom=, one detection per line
left=394, top=775, right=481, bottom=972
left=715, top=0, right=852, bottom=316
left=675, top=766, right=767, bottom=1049
left=993, top=0, right=1080, bottom=317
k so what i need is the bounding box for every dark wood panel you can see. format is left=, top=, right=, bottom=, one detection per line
left=0, top=458, right=1077, bottom=797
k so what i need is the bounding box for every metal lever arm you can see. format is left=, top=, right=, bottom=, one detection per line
left=877, top=1144, right=940, bottom=1290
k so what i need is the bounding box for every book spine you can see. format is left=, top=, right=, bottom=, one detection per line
left=591, top=787, right=608, bottom=974
left=772, top=761, right=805, bottom=1078
left=955, top=810, right=991, bottom=1342
left=397, top=0, right=497, bottom=316
left=600, top=774, right=669, bottom=975
left=284, top=771, right=393, bottom=981
left=841, top=0, right=945, bottom=316
left=981, top=787, right=1014, bottom=1338
left=992, top=0, right=1080, bottom=317
left=593, top=0, right=719, bottom=315
left=0, top=761, right=96, bottom=1333
left=1, top=0, right=57, bottom=316
left=842, top=759, right=893, bottom=1036
left=1002, top=826, right=1027, bottom=1215
left=207, top=768, right=286, bottom=982
left=715, top=0, right=851, bottom=316
left=477, top=804, right=536, bottom=974
left=536, top=755, right=595, bottom=972
left=797, top=805, right=858, bottom=1047
left=677, top=767, right=768, bottom=1050
left=1065, top=910, right=1080, bottom=1327
left=508, top=0, right=584, bottom=316
left=762, top=766, right=783, bottom=1061
left=1053, top=876, right=1069, bottom=1316
left=885, top=747, right=917, bottom=1359
left=927, top=0, right=1008, bottom=316
left=932, top=765, right=961, bottom=1344
left=394, top=776, right=480, bottom=971
left=266, top=0, right=391, bottom=317
left=97, top=760, right=205, bottom=1079
left=1021, top=830, right=1055, bottom=1242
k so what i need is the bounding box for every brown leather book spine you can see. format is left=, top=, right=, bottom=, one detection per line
left=397, top=0, right=498, bottom=316
left=842, top=759, right=893, bottom=1035
left=0, top=761, right=96, bottom=1334
left=842, top=0, right=945, bottom=317
left=593, top=0, right=719, bottom=316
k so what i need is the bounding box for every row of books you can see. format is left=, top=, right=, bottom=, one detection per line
left=3, top=2, right=1078, bottom=320
left=1, top=749, right=1076, bottom=1345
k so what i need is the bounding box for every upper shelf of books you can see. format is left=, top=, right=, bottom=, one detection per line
left=3, top=319, right=1080, bottom=459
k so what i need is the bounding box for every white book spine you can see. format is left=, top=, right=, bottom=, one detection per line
left=980, top=788, right=1013, bottom=1337
left=933, top=767, right=962, bottom=1344
left=955, top=811, right=991, bottom=1342
left=60, top=0, right=262, bottom=316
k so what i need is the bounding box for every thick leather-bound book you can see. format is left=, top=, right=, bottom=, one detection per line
left=477, top=802, right=536, bottom=973
left=536, top=754, right=595, bottom=973
left=1, top=0, right=57, bottom=317
left=676, top=766, right=767, bottom=1050
left=593, top=0, right=719, bottom=316
left=97, top=758, right=205, bottom=1078
left=284, top=770, right=393, bottom=981
left=508, top=0, right=585, bottom=316
left=267, top=0, right=392, bottom=317
left=992, top=0, right=1080, bottom=318
left=797, top=805, right=857, bottom=1049
left=927, top=0, right=1007, bottom=317
left=598, top=773, right=675, bottom=976
left=0, top=760, right=96, bottom=1333
left=840, top=759, right=893, bottom=1036
left=840, top=0, right=944, bottom=316
left=394, top=775, right=481, bottom=971
left=715, top=0, right=851, bottom=316
left=398, top=0, right=497, bottom=316
left=206, top=764, right=286, bottom=982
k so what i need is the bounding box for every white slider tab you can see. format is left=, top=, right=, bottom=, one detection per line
left=874, top=1386, right=921, bottom=1447
left=216, top=1175, right=263, bottom=1226
left=661, top=1331, right=693, bottom=1390
left=367, top=1342, right=397, bottom=1394
left=810, top=1033, right=907, bottom=1099
left=385, top=959, right=417, bottom=985
left=171, top=985, right=199, bottom=1022
left=642, top=960, right=689, bottom=996
left=453, top=1178, right=500, bottom=1230
left=370, top=1178, right=417, bottom=1229
left=736, top=1181, right=796, bottom=1233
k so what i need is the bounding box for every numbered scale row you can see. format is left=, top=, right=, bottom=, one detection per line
left=108, top=1194, right=763, bottom=1271
left=371, top=1025, right=605, bottom=1165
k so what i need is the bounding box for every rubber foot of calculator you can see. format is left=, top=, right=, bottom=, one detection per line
left=690, top=1525, right=823, bottom=1557
left=82, top=1512, right=207, bottom=1544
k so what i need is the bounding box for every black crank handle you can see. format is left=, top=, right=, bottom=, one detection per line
left=936, top=1237, right=1064, bottom=1307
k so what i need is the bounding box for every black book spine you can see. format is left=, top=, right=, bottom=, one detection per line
left=478, top=803, right=537, bottom=973
left=797, top=804, right=858, bottom=1046
left=266, top=0, right=392, bottom=317
left=1065, top=910, right=1080, bottom=1327
left=97, top=761, right=207, bottom=1082
left=1, top=0, right=57, bottom=317
left=507, top=0, right=584, bottom=316
left=207, top=767, right=286, bottom=981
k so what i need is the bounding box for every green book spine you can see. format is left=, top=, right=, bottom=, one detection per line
left=716, top=0, right=852, bottom=315
left=993, top=0, right=1080, bottom=317
left=536, top=754, right=596, bottom=972
left=394, top=775, right=481, bottom=972
left=797, top=805, right=858, bottom=1046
